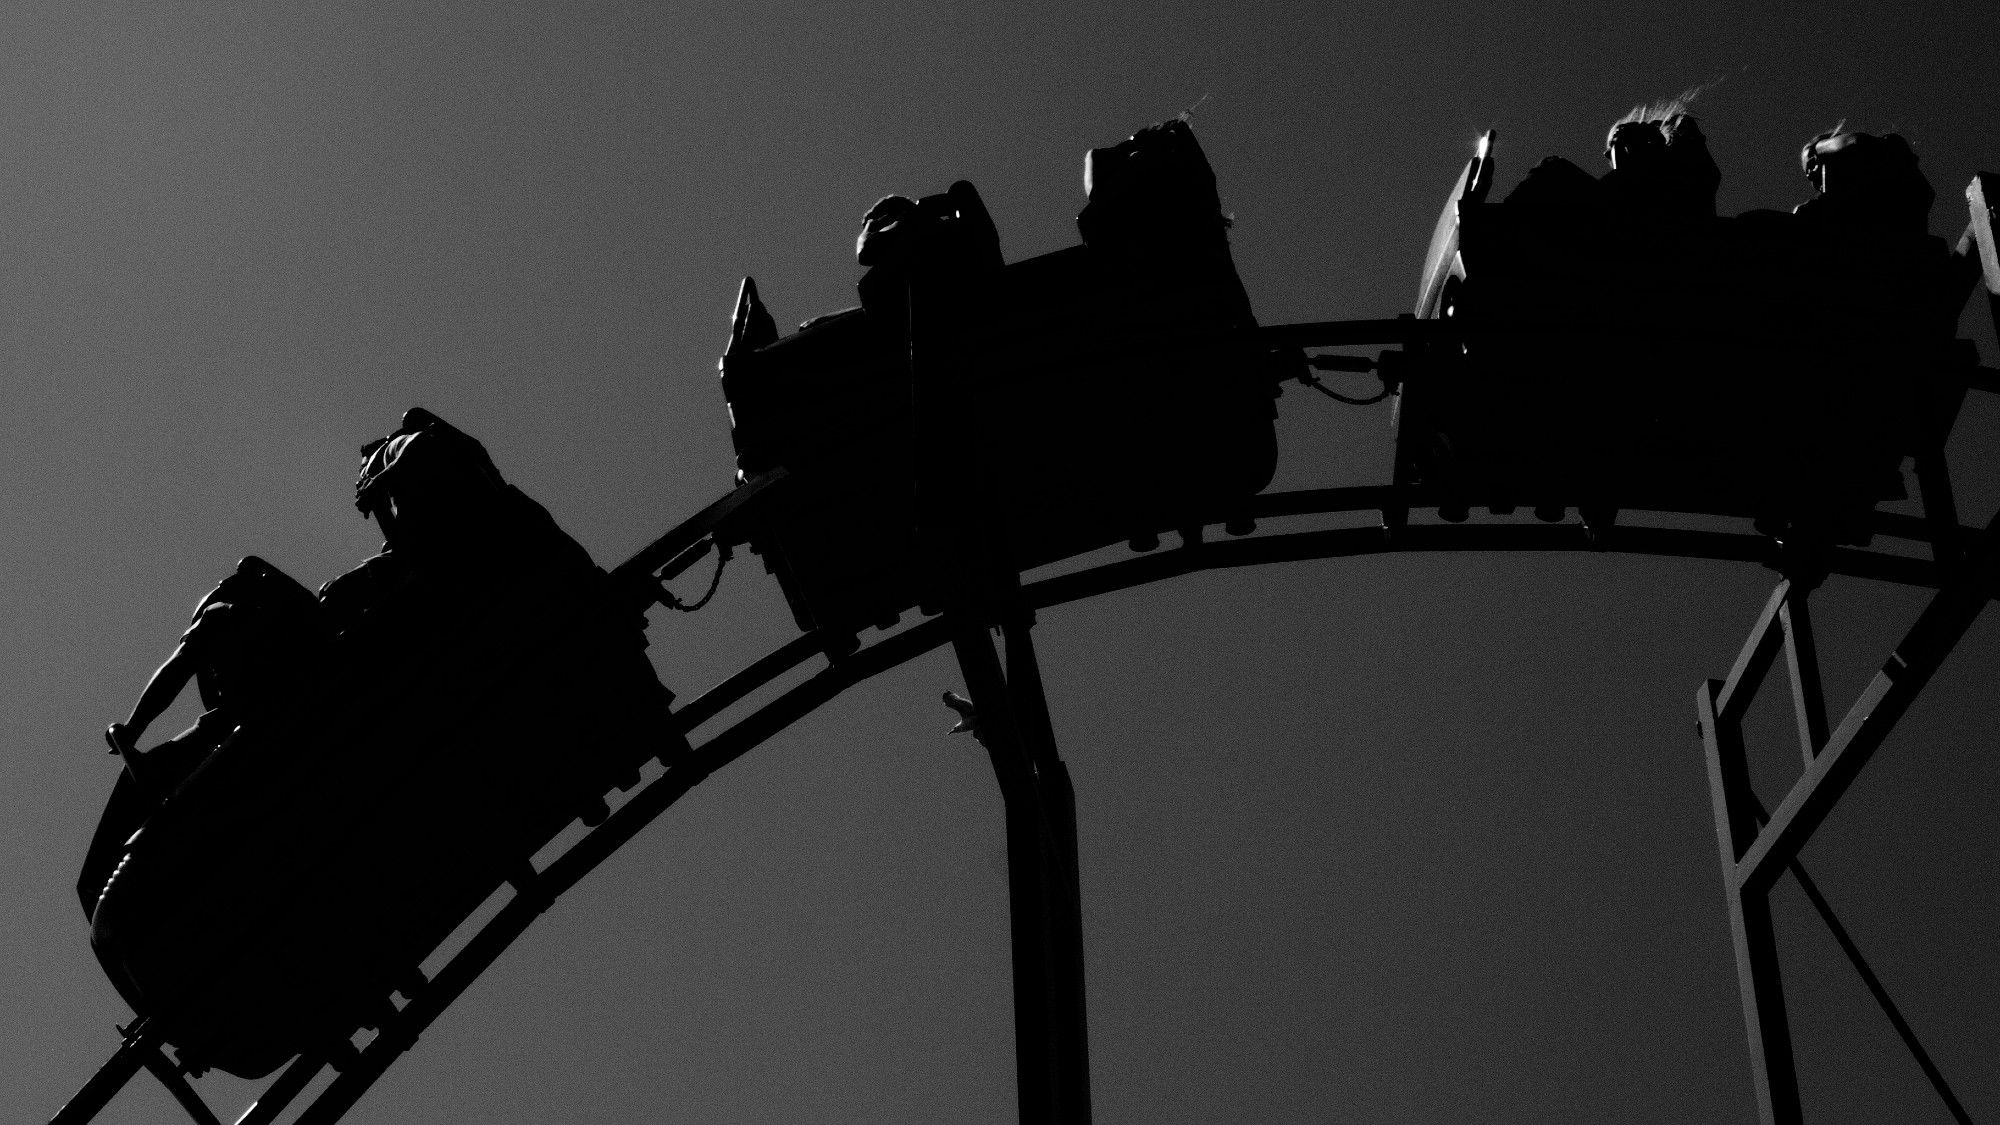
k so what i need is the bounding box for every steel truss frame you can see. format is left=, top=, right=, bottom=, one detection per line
left=51, top=174, right=2000, bottom=1125
left=1694, top=173, right=2000, bottom=1125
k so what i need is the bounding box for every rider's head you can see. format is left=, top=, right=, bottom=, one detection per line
left=353, top=410, right=507, bottom=552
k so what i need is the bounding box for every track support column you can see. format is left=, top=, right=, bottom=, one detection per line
left=1698, top=676, right=1802, bottom=1125
left=1698, top=499, right=2000, bottom=1122
left=950, top=602, right=1092, bottom=1125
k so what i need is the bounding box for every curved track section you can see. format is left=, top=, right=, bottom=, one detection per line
left=230, top=486, right=1966, bottom=1124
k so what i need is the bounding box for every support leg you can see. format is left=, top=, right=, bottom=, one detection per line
left=1777, top=594, right=1828, bottom=766
left=954, top=624, right=1057, bottom=1122
left=1000, top=610, right=1092, bottom=1122
left=1698, top=683, right=1802, bottom=1125
left=952, top=616, right=1092, bottom=1125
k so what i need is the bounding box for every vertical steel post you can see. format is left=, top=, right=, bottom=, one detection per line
left=1000, top=606, right=1092, bottom=1122
left=1698, top=680, right=1803, bottom=1125
left=954, top=624, right=1059, bottom=1121
left=935, top=472, right=1093, bottom=1125
left=1698, top=498, right=2000, bottom=1122
left=1776, top=593, right=1828, bottom=766
left=948, top=610, right=1092, bottom=1125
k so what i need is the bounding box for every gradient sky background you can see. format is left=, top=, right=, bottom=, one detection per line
left=7, top=3, right=2000, bottom=1122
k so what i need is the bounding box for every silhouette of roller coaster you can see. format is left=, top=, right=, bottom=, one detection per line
left=51, top=126, right=2000, bottom=1125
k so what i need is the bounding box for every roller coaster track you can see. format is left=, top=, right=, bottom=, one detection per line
left=55, top=470, right=1994, bottom=1125
left=285, top=490, right=1997, bottom=1125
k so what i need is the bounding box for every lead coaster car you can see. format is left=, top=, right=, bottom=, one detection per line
left=718, top=121, right=1282, bottom=647
left=1402, top=136, right=1981, bottom=540
left=80, top=497, right=678, bottom=1079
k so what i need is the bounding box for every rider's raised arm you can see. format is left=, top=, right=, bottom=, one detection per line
left=109, top=639, right=197, bottom=753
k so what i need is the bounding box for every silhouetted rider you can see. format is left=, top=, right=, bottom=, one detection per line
left=106, top=555, right=331, bottom=796
left=318, top=408, right=598, bottom=636
left=1795, top=130, right=1934, bottom=234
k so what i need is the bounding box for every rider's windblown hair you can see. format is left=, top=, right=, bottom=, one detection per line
left=1600, top=90, right=1721, bottom=219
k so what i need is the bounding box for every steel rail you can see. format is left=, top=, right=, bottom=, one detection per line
left=50, top=490, right=1968, bottom=1125
left=1023, top=519, right=1950, bottom=613
left=287, top=617, right=953, bottom=1125
left=255, top=498, right=1966, bottom=1124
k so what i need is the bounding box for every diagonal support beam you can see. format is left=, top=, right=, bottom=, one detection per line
left=1714, top=580, right=1792, bottom=724
left=1777, top=594, right=1829, bottom=765
left=1734, top=514, right=2000, bottom=898
left=49, top=1021, right=159, bottom=1125
left=1695, top=511, right=2000, bottom=1125
left=1751, top=801, right=1975, bottom=1125
left=1699, top=680, right=1801, bottom=1125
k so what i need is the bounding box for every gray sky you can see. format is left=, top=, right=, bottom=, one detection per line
left=8, top=2, right=2000, bottom=1122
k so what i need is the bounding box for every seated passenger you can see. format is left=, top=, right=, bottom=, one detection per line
left=319, top=408, right=599, bottom=637
left=1600, top=107, right=1719, bottom=220
left=853, top=183, right=1004, bottom=334
left=1504, top=154, right=1601, bottom=212
left=1077, top=117, right=1239, bottom=276
left=1794, top=129, right=1934, bottom=235
left=106, top=555, right=331, bottom=798
left=1503, top=102, right=1718, bottom=223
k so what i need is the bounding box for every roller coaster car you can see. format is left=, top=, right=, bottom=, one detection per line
left=1402, top=135, right=1981, bottom=540
left=79, top=514, right=678, bottom=1079
left=719, top=122, right=1280, bottom=643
